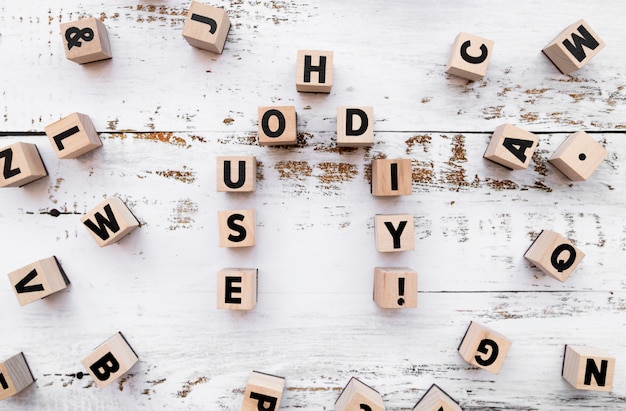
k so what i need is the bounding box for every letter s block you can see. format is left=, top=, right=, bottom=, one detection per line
left=0, top=353, right=35, bottom=400
left=445, top=32, right=494, bottom=81
left=337, top=106, right=374, bottom=147
left=542, top=19, right=605, bottom=74
left=412, top=384, right=462, bottom=411
left=60, top=17, right=112, bottom=64
left=0, top=142, right=47, bottom=188
left=549, top=131, right=607, bottom=181
left=44, top=112, right=102, bottom=159
left=458, top=321, right=512, bottom=374
left=374, top=214, right=414, bottom=252
left=217, top=268, right=257, bottom=310
left=335, top=377, right=385, bottom=411
left=182, top=1, right=231, bottom=54
left=241, top=370, right=285, bottom=411
left=217, top=156, right=256, bottom=192
left=562, top=345, right=615, bottom=391
left=524, top=230, right=585, bottom=282
left=258, top=106, right=297, bottom=146
left=218, top=209, right=255, bottom=248
left=7, top=256, right=70, bottom=306
left=296, top=50, right=333, bottom=93
left=81, top=197, right=140, bottom=247
left=483, top=124, right=539, bottom=170
left=81, top=332, right=138, bottom=389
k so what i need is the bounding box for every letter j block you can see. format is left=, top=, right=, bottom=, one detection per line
left=241, top=370, right=285, bottom=411
left=44, top=113, right=102, bottom=159
left=445, top=32, right=494, bottom=81
left=0, top=142, right=47, bottom=188
left=542, top=19, right=605, bottom=74
left=0, top=353, right=35, bottom=400
left=524, top=230, right=585, bottom=282
left=217, top=268, right=257, bottom=310
left=458, top=321, right=512, bottom=374
left=81, top=197, right=140, bottom=247
left=562, top=345, right=615, bottom=391
left=81, top=332, right=138, bottom=389
left=183, top=1, right=231, bottom=54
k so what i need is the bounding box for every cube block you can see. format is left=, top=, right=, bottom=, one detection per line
left=182, top=1, right=231, bottom=54
left=445, top=32, right=494, bottom=81
left=217, top=156, right=256, bottom=192
left=373, top=267, right=418, bottom=309
left=7, top=256, right=70, bottom=306
left=542, top=19, right=605, bottom=74
left=81, top=332, right=138, bottom=389
left=562, top=345, right=615, bottom=391
left=337, top=106, right=374, bottom=147
left=0, top=353, right=35, bottom=400
left=258, top=106, right=297, bottom=146
left=372, top=158, right=412, bottom=196
left=374, top=214, right=414, bottom=252
left=241, top=370, right=285, bottom=411
left=217, top=268, right=257, bottom=310
left=335, top=377, right=385, bottom=411
left=524, top=230, right=585, bottom=282
left=81, top=197, right=140, bottom=247
left=296, top=50, right=333, bottom=93
left=218, top=209, right=255, bottom=248
left=0, top=142, right=47, bottom=188
left=549, top=131, right=607, bottom=181
left=412, top=384, right=462, bottom=411
left=458, top=321, right=512, bottom=374
left=44, top=112, right=102, bottom=159
left=484, top=124, right=539, bottom=170
left=60, top=17, right=112, bottom=64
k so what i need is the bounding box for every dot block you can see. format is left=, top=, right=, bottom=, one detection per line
left=60, top=17, right=112, bottom=64
left=0, top=353, right=35, bottom=400
left=217, top=268, right=258, bottom=311
left=81, top=332, right=138, bottom=389
left=182, top=1, right=231, bottom=54
left=445, top=32, right=494, bottom=81
left=374, top=267, right=418, bottom=309
left=542, top=19, right=605, bottom=74
left=241, top=370, right=285, bottom=411
left=258, top=106, right=297, bottom=146
left=524, top=230, right=585, bottom=282
left=0, top=142, right=48, bottom=188
left=562, top=345, right=615, bottom=392
left=412, top=384, right=462, bottom=411
left=458, top=321, right=512, bottom=374
left=44, top=112, right=102, bottom=159
left=484, top=124, right=539, bottom=170
left=549, top=131, right=607, bottom=181
left=81, top=197, right=140, bottom=247
left=7, top=256, right=70, bottom=306
left=335, top=377, right=385, bottom=411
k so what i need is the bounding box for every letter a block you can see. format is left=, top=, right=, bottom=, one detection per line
left=182, top=1, right=231, bottom=54
left=549, top=131, right=607, bottom=181
left=445, top=32, right=494, bottom=81
left=60, top=17, right=112, bottom=64
left=81, top=332, right=138, bottom=389
left=45, top=112, right=102, bottom=159
left=81, top=197, right=140, bottom=247
left=337, top=106, right=374, bottom=147
left=375, top=214, right=414, bottom=252
left=374, top=267, right=418, bottom=309
left=412, top=384, right=462, bottom=411
left=0, top=353, right=35, bottom=400
left=217, top=156, right=256, bottom=192
left=542, top=19, right=605, bottom=74
left=7, top=256, right=70, bottom=306
left=372, top=158, right=412, bottom=196
left=258, top=106, right=297, bottom=146
left=0, top=142, right=47, bottom=188
left=335, top=377, right=385, bottom=411
left=296, top=50, right=333, bottom=93
left=241, top=370, right=285, bottom=411
left=458, top=321, right=512, bottom=374
left=218, top=209, right=255, bottom=248
left=484, top=124, right=539, bottom=170
left=217, top=268, right=257, bottom=310
left=562, top=345, right=615, bottom=391
left=524, top=230, right=585, bottom=282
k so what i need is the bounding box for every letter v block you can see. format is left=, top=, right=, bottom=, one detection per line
left=218, top=209, right=255, bottom=248
left=524, top=230, right=585, bottom=282
left=458, top=321, right=512, bottom=374
left=542, top=19, right=605, bottom=74
left=484, top=124, right=539, bottom=170
left=0, top=353, right=35, bottom=400
left=445, top=32, right=494, bottom=81
left=296, top=50, right=334, bottom=93
left=375, top=214, right=414, bottom=252
left=562, top=345, right=615, bottom=391
left=335, top=377, right=385, bottom=411
left=217, top=156, right=256, bottom=192
left=412, top=384, right=462, bottom=411
left=7, top=256, right=70, bottom=306
left=81, top=332, right=138, bottom=389
left=81, top=197, right=140, bottom=247
left=241, top=370, right=285, bottom=411
left=217, top=268, right=258, bottom=310
left=182, top=1, right=231, bottom=54
left=337, top=106, right=374, bottom=147
left=0, top=142, right=48, bottom=188
left=44, top=112, right=102, bottom=159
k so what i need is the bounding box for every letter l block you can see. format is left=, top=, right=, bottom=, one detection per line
left=296, top=50, right=333, bottom=93
left=44, top=112, right=102, bottom=159
left=241, top=370, right=285, bottom=411
left=81, top=332, right=139, bottom=389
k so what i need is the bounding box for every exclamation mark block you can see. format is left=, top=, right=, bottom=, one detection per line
left=374, top=267, right=418, bottom=308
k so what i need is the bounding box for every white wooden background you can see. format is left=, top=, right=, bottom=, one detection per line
left=1, top=1, right=625, bottom=409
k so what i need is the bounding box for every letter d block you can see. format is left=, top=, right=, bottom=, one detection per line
left=258, top=106, right=297, bottom=146
left=524, top=230, right=585, bottom=282
left=375, top=214, right=414, bottom=252
left=542, top=19, right=605, bottom=74
left=217, top=268, right=257, bottom=310
left=412, top=384, right=462, bottom=411
left=45, top=113, right=102, bottom=159
left=182, top=1, right=231, bottom=54
left=60, top=17, right=112, bottom=64
left=549, top=131, right=607, bottom=181
left=218, top=209, right=255, bottom=248
left=372, top=158, right=412, bottom=196
left=335, top=377, right=385, bottom=411
left=374, top=267, right=418, bottom=309
left=81, top=197, right=140, bottom=247
left=0, top=353, right=35, bottom=400
left=337, top=106, right=374, bottom=147
left=484, top=124, right=539, bottom=170
left=241, top=370, right=285, bottom=411
left=81, top=332, right=138, bottom=389
left=296, top=50, right=333, bottom=93
left=458, top=321, right=512, bottom=374
left=217, top=156, right=256, bottom=192
left=0, top=142, right=47, bottom=188
left=8, top=256, right=70, bottom=306
left=445, top=32, right=494, bottom=81
left=562, top=345, right=615, bottom=391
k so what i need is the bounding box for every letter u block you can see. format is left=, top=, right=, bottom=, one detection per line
left=296, top=50, right=333, bottom=93
left=44, top=112, right=102, bottom=159
left=0, top=353, right=35, bottom=400
left=182, top=1, right=231, bottom=54
left=445, top=32, right=494, bottom=81
left=60, top=17, right=112, bottom=64
left=217, top=268, right=257, bottom=310
left=484, top=124, right=539, bottom=170
left=218, top=209, right=255, bottom=248
left=524, top=230, right=585, bottom=282
left=0, top=142, right=47, bottom=188
left=217, top=156, right=256, bottom=192
left=258, top=106, right=297, bottom=146
left=335, top=377, right=385, bottom=411
left=81, top=197, right=140, bottom=247
left=241, top=371, right=285, bottom=411
left=7, top=256, right=70, bottom=306
left=81, top=332, right=138, bottom=389
left=412, top=384, right=462, bottom=411
left=549, top=131, right=607, bottom=181
left=458, top=321, right=512, bottom=374
left=374, top=214, right=414, bottom=252
left=337, top=106, right=374, bottom=147
left=562, top=345, right=615, bottom=391
left=371, top=158, right=412, bottom=196
left=542, top=19, right=605, bottom=74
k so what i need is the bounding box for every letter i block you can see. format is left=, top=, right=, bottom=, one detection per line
left=81, top=197, right=140, bottom=247
left=296, top=50, right=334, bottom=93
left=412, top=384, right=462, bottom=411
left=372, top=158, right=412, bottom=196
left=524, top=230, right=585, bottom=282
left=218, top=209, right=255, bottom=248
left=60, top=17, right=112, bottom=64
left=81, top=332, right=138, bottom=389
left=241, top=370, right=285, bottom=411
left=44, top=113, right=102, bottom=159
left=374, top=214, right=414, bottom=252
left=337, top=106, right=374, bottom=147
left=562, top=345, right=615, bottom=391
left=217, top=268, right=257, bottom=310
left=335, top=377, right=385, bottom=411
left=549, top=131, right=607, bottom=181
left=258, top=106, right=297, bottom=146
left=484, top=124, right=539, bottom=170
left=7, top=256, right=70, bottom=306
left=0, top=353, right=35, bottom=400
left=458, top=321, right=512, bottom=374
left=374, top=267, right=418, bottom=309
left=217, top=156, right=256, bottom=192
left=182, top=1, right=231, bottom=54
left=445, top=32, right=494, bottom=81
left=0, top=142, right=47, bottom=188
left=542, top=19, right=605, bottom=74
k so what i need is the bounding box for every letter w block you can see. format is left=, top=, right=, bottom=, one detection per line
left=81, top=197, right=140, bottom=247
left=543, top=19, right=605, bottom=74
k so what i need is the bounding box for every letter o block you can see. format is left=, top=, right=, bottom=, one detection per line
left=182, top=1, right=231, bottom=54
left=217, top=268, right=257, bottom=310
left=374, top=214, right=414, bottom=252
left=218, top=209, right=255, bottom=248
left=335, top=377, right=385, bottom=411
left=81, top=197, right=140, bottom=247
left=0, top=353, right=35, bottom=401
left=60, top=17, right=112, bottom=64
left=81, top=332, right=138, bottom=389
left=337, top=106, right=374, bottom=147
left=241, top=371, right=285, bottom=411
left=484, top=124, right=539, bottom=170
left=549, top=131, right=607, bottom=181
left=44, top=112, right=102, bottom=159
left=412, top=384, right=462, bottom=411
left=258, top=106, right=297, bottom=146
left=542, top=19, right=605, bottom=74
left=524, top=230, right=585, bottom=282
left=562, top=345, right=615, bottom=391
left=8, top=256, right=70, bottom=306
left=458, top=321, right=512, bottom=374
left=0, top=142, right=47, bottom=188
left=445, top=32, right=494, bottom=81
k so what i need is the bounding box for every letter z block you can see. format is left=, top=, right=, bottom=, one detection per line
left=524, top=230, right=585, bottom=282
left=412, top=384, right=462, bottom=411
left=45, top=112, right=102, bottom=159
left=372, top=158, right=412, bottom=196
left=0, top=142, right=47, bottom=188
left=7, top=256, right=70, bottom=306
left=337, top=106, right=374, bottom=147
left=81, top=332, right=138, bottom=389
left=182, top=1, right=231, bottom=54
left=484, top=124, right=539, bottom=170
left=81, top=197, right=140, bottom=247
left=60, top=17, right=112, bottom=64
left=445, top=32, right=494, bottom=81
left=296, top=50, right=333, bottom=93
left=218, top=209, right=255, bottom=248
left=549, top=131, right=607, bottom=181
left=335, top=377, right=385, bottom=411
left=241, top=370, right=285, bottom=411
left=562, top=345, right=615, bottom=391
left=542, top=19, right=605, bottom=74
left=458, top=321, right=512, bottom=374
left=217, top=156, right=256, bottom=192
left=374, top=267, right=418, bottom=309
left=217, top=268, right=257, bottom=310
left=0, top=353, right=35, bottom=400
left=375, top=214, right=414, bottom=252
left=258, top=106, right=297, bottom=146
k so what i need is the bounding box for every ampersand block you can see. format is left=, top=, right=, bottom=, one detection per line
left=375, top=214, right=414, bottom=252
left=445, top=32, right=494, bottom=81
left=371, top=158, right=412, bottom=196
left=218, top=209, right=255, bottom=248
left=524, top=230, right=585, bottom=282
left=373, top=267, right=418, bottom=309
left=542, top=19, right=605, bottom=74
left=549, top=131, right=608, bottom=181
left=562, top=345, right=615, bottom=392
left=217, top=268, right=257, bottom=310
left=241, top=370, right=285, bottom=411
left=44, top=112, right=102, bottom=159
left=0, top=142, right=47, bottom=188
left=296, top=50, right=334, bottom=93
left=335, top=377, right=385, bottom=411
left=458, top=321, right=512, bottom=374
left=0, top=353, right=35, bottom=401
left=258, top=106, right=297, bottom=146
left=217, top=156, right=256, bottom=192
left=81, top=332, right=138, bottom=389
left=483, top=123, right=539, bottom=170
left=60, top=17, right=112, bottom=64
left=182, top=1, right=231, bottom=54
left=7, top=256, right=70, bottom=307
left=337, top=106, right=374, bottom=147
left=412, top=384, right=462, bottom=411
left=81, top=197, right=140, bottom=247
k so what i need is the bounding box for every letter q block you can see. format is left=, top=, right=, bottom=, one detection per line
left=484, top=124, right=539, bottom=170
left=412, top=384, right=462, bottom=411
left=524, top=230, right=585, bottom=282
left=81, top=197, right=140, bottom=247
left=81, top=332, right=138, bottom=389
left=217, top=268, right=257, bottom=310
left=45, top=113, right=102, bottom=159
left=0, top=353, right=35, bottom=400
left=8, top=256, right=70, bottom=306
left=562, top=345, right=615, bottom=392
left=549, top=131, right=607, bottom=181
left=374, top=267, right=417, bottom=309
left=258, top=106, right=297, bottom=146
left=183, top=1, right=231, bottom=54
left=542, top=19, right=605, bottom=74
left=60, top=17, right=112, bottom=64
left=241, top=371, right=285, bottom=411
left=445, top=32, right=494, bottom=81
left=335, top=377, right=385, bottom=411
left=458, top=321, right=512, bottom=374
left=0, top=142, right=47, bottom=188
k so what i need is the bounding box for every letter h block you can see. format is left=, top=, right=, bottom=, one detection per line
left=7, top=256, right=70, bottom=306
left=182, top=1, right=231, bottom=54
left=81, top=332, right=138, bottom=389
left=335, top=377, right=385, bottom=411
left=458, top=321, right=512, bottom=374
left=0, top=353, right=35, bottom=400
left=217, top=268, right=257, bottom=310
left=372, top=158, right=412, bottom=196
left=445, top=32, right=494, bottom=81
left=337, top=106, right=374, bottom=147
left=44, top=113, right=102, bottom=159
left=296, top=50, right=333, bottom=93
left=81, top=197, right=140, bottom=247
left=562, top=345, right=615, bottom=391
left=258, top=106, right=297, bottom=146
left=60, top=17, right=112, bottom=64
left=217, top=156, right=256, bottom=192
left=484, top=124, right=539, bottom=170
left=218, top=209, right=255, bottom=248
left=375, top=214, right=414, bottom=252
left=241, top=370, right=285, bottom=411
left=412, top=384, right=462, bottom=411
left=542, top=19, right=605, bottom=74
left=0, top=142, right=47, bottom=188
left=524, top=230, right=585, bottom=282
left=549, top=131, right=607, bottom=181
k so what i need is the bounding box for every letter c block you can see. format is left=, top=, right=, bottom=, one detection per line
left=81, top=332, right=138, bottom=389
left=241, top=371, right=285, bottom=411
left=445, top=32, right=494, bottom=81
left=524, top=230, right=585, bottom=282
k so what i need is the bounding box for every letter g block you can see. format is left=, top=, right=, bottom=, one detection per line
left=458, top=321, right=512, bottom=374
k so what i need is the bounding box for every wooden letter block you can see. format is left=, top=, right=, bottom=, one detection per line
left=0, top=353, right=35, bottom=400
left=445, top=32, right=494, bottom=81
left=217, top=156, right=256, bottom=192
left=241, top=370, right=285, bottom=411
left=60, top=17, right=112, bottom=64
left=81, top=332, right=138, bottom=389
left=458, top=321, right=512, bottom=374
left=258, top=106, right=297, bottom=146
left=412, top=384, right=462, bottom=411
left=81, top=197, right=140, bottom=247
left=375, top=214, right=414, bottom=252
left=549, top=131, right=607, bottom=181
left=373, top=267, right=417, bottom=309
left=337, top=106, right=374, bottom=147
left=182, top=1, right=231, bottom=54
left=296, top=50, right=333, bottom=93
left=335, top=377, right=385, bottom=411
left=484, top=124, right=539, bottom=170
left=217, top=268, right=257, bottom=310
left=524, top=230, right=585, bottom=282
left=218, top=209, right=255, bottom=248
left=0, top=142, right=47, bottom=188
left=371, top=158, right=412, bottom=196
left=542, top=19, right=605, bottom=74
left=7, top=256, right=70, bottom=306
left=44, top=113, right=102, bottom=159
left=562, top=345, right=615, bottom=391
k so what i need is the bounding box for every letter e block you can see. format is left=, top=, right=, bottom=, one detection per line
left=445, top=32, right=494, bottom=81
left=217, top=156, right=256, bottom=192
left=0, top=142, right=47, bottom=188
left=0, top=353, right=35, bottom=400
left=412, top=384, right=462, bottom=411
left=542, top=19, right=605, bottom=74
left=218, top=209, right=255, bottom=248
left=372, top=158, right=412, bottom=196
left=484, top=124, right=539, bottom=170
left=374, top=267, right=417, bottom=309
left=182, top=1, right=231, bottom=54
left=335, top=377, right=385, bottom=411
left=337, top=106, right=374, bottom=147
left=524, top=230, right=585, bottom=282
left=296, top=50, right=333, bottom=93
left=45, top=113, right=102, bottom=159
left=375, top=214, right=414, bottom=252
left=60, top=17, right=112, bottom=64
left=81, top=332, right=138, bottom=389
left=217, top=268, right=257, bottom=310
left=549, top=131, right=607, bottom=181
left=458, top=321, right=512, bottom=374
left=241, top=370, right=285, bottom=411
left=8, top=256, right=70, bottom=306
left=258, top=106, right=297, bottom=146
left=81, top=197, right=140, bottom=247
left=562, top=345, right=615, bottom=391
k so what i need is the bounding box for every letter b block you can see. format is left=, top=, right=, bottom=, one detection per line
left=0, top=142, right=47, bottom=188
left=7, top=256, right=70, bottom=306
left=542, top=19, right=605, bottom=74
left=524, top=230, right=585, bottom=282
left=374, top=267, right=418, bottom=309
left=60, top=17, right=112, bottom=64
left=258, top=106, right=297, bottom=146
left=549, top=131, right=607, bottom=181
left=44, top=113, right=102, bottom=159
left=218, top=209, right=255, bottom=248
left=445, top=32, right=494, bottom=81
left=335, top=377, right=385, bottom=411
left=182, top=1, right=231, bottom=54
left=372, top=158, right=412, bottom=196
left=81, top=332, right=138, bottom=389
left=375, top=214, right=414, bottom=252
left=562, top=345, right=615, bottom=391
left=241, top=371, right=285, bottom=411
left=217, top=156, right=256, bottom=192
left=412, top=384, right=462, bottom=411
left=337, top=106, right=374, bottom=147
left=296, top=50, right=333, bottom=93
left=458, top=321, right=512, bottom=374
left=0, top=353, right=35, bottom=400
left=81, top=197, right=140, bottom=247
left=217, top=268, right=257, bottom=310
left=484, top=124, right=539, bottom=170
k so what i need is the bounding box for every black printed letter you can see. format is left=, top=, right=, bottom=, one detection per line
left=227, top=213, right=247, bottom=242
left=584, top=358, right=608, bottom=386
left=563, top=25, right=600, bottom=63
left=89, top=352, right=120, bottom=381
left=0, top=148, right=21, bottom=179
left=223, top=160, right=246, bottom=189
left=346, top=108, right=368, bottom=136
left=191, top=13, right=218, bottom=34
left=303, top=55, right=327, bottom=84
left=384, top=221, right=407, bottom=249
left=225, top=276, right=242, bottom=304
left=261, top=110, right=286, bottom=138
left=83, top=204, right=121, bottom=241
left=460, top=40, right=488, bottom=64
left=474, top=338, right=499, bottom=367
left=250, top=392, right=278, bottom=411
